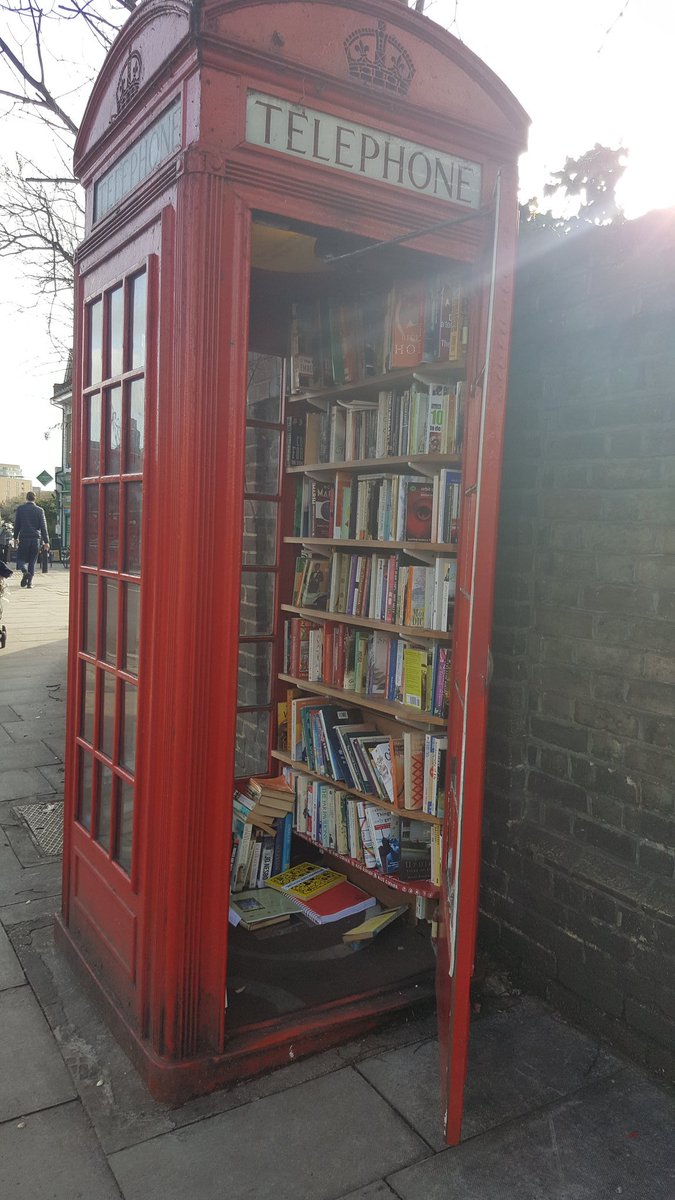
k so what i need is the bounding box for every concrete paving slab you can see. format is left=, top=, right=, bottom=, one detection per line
left=109, top=1069, right=429, bottom=1200
left=0, top=985, right=75, bottom=1121
left=0, top=741, right=61, bottom=770
left=35, top=762, right=66, bottom=791
left=5, top=718, right=67, bottom=745
left=0, top=860, right=62, bottom=908
left=0, top=1101, right=122, bottom=1200
left=6, top=699, right=65, bottom=720
left=0, top=923, right=24, bottom=989
left=0, top=893, right=60, bottom=927
left=0, top=768, right=56, bottom=801
left=387, top=1069, right=675, bottom=1200
left=357, top=997, right=623, bottom=1151
left=0, top=727, right=13, bottom=746
left=40, top=735, right=66, bottom=759
left=0, top=705, right=19, bottom=722
left=336, top=1182, right=398, bottom=1200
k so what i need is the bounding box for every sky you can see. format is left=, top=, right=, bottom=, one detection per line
left=1, top=0, right=674, bottom=484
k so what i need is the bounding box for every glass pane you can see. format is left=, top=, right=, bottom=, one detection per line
left=245, top=427, right=280, bottom=495
left=242, top=499, right=278, bottom=566
left=83, top=574, right=97, bottom=656
left=105, top=385, right=122, bottom=475
left=102, top=578, right=118, bottom=666
left=127, top=379, right=145, bottom=473
left=96, top=763, right=114, bottom=852
left=235, top=710, right=270, bottom=777
left=86, top=393, right=101, bottom=476
left=83, top=486, right=99, bottom=567
left=89, top=298, right=103, bottom=386
left=78, top=750, right=93, bottom=831
left=246, top=353, right=281, bottom=422
left=115, top=779, right=134, bottom=874
left=124, top=483, right=142, bottom=575
left=131, top=272, right=147, bottom=369
left=237, top=641, right=272, bottom=705
left=122, top=582, right=140, bottom=675
left=100, top=670, right=116, bottom=760
left=120, top=682, right=138, bottom=774
left=240, top=570, right=275, bottom=636
left=109, top=285, right=124, bottom=378
left=103, top=484, right=120, bottom=570
left=81, top=661, right=96, bottom=744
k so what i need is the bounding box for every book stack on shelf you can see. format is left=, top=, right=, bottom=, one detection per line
left=267, top=861, right=376, bottom=925
left=293, top=469, right=461, bottom=546
left=230, top=777, right=294, bottom=894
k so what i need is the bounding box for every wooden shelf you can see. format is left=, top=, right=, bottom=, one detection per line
left=278, top=673, right=448, bottom=727
left=284, top=537, right=457, bottom=554
left=286, top=452, right=461, bottom=475
left=271, top=749, right=443, bottom=826
left=287, top=361, right=465, bottom=406
left=294, top=828, right=440, bottom=900
left=281, top=604, right=453, bottom=642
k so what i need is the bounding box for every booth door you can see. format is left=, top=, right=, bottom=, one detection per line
left=69, top=266, right=148, bottom=1000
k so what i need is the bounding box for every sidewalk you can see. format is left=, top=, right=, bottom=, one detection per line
left=1, top=569, right=674, bottom=1200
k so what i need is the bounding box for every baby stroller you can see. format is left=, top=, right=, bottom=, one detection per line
left=0, top=559, right=12, bottom=648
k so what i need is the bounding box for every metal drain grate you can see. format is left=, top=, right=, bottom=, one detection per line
left=14, top=801, right=64, bottom=856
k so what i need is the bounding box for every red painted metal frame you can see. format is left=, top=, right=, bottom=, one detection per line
left=59, top=0, right=527, bottom=1132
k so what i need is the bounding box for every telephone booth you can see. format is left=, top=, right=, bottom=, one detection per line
left=58, top=0, right=528, bottom=1144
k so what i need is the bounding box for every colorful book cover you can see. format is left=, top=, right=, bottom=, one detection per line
left=405, top=480, right=434, bottom=542
left=389, top=283, right=426, bottom=368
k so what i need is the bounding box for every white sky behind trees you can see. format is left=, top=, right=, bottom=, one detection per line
left=1, top=0, right=673, bottom=482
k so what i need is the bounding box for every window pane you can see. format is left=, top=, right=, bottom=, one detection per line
left=122, top=582, right=140, bottom=675
left=96, top=763, right=113, bottom=852
left=235, top=710, right=270, bottom=777
left=100, top=670, right=116, bottom=760
left=103, top=484, right=120, bottom=570
left=83, top=574, right=97, bottom=656
left=124, top=483, right=142, bottom=574
left=105, top=385, right=122, bottom=475
left=102, top=578, right=118, bottom=666
left=83, top=487, right=99, bottom=567
left=86, top=393, right=101, bottom=476
left=115, top=779, right=134, bottom=874
left=242, top=499, right=278, bottom=566
left=89, top=299, right=103, bottom=386
left=126, top=379, right=145, bottom=473
left=78, top=750, right=93, bottom=831
left=120, top=682, right=137, bottom=774
left=246, top=353, right=281, bottom=422
left=131, top=272, right=147, bottom=369
left=245, top=427, right=280, bottom=494
left=109, top=285, right=124, bottom=378
left=240, top=570, right=275, bottom=635
left=81, top=661, right=96, bottom=743
left=237, top=641, right=272, bottom=705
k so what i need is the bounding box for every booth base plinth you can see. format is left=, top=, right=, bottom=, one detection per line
left=54, top=915, right=435, bottom=1106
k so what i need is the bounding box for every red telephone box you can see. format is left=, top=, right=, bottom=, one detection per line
left=58, top=0, right=528, bottom=1144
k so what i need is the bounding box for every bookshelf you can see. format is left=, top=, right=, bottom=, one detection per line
left=279, top=672, right=449, bottom=727
left=294, top=829, right=440, bottom=901
left=287, top=360, right=465, bottom=406
left=286, top=452, right=461, bottom=475
left=281, top=604, right=454, bottom=642
left=284, top=537, right=458, bottom=552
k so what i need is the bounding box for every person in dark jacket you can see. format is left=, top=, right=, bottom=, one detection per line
left=13, top=493, right=49, bottom=589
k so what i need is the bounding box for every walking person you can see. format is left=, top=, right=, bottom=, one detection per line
left=0, top=522, right=12, bottom=564
left=13, top=492, right=49, bottom=590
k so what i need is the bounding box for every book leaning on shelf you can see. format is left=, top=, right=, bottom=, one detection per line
left=293, top=468, right=461, bottom=546
left=230, top=784, right=293, bottom=894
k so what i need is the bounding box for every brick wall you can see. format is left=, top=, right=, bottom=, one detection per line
left=482, top=211, right=675, bottom=1078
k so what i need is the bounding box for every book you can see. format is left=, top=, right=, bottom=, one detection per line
left=267, top=861, right=346, bottom=898
left=229, top=887, right=300, bottom=930
left=291, top=878, right=377, bottom=925
left=342, top=905, right=408, bottom=942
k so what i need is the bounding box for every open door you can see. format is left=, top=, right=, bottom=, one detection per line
left=436, top=174, right=520, bottom=1144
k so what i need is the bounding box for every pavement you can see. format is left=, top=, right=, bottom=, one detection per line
left=1, top=567, right=674, bottom=1200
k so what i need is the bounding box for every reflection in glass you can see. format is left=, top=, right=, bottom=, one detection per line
left=103, top=484, right=120, bottom=571
left=235, top=710, right=270, bottom=777
left=122, top=582, right=140, bottom=675
left=120, top=682, right=137, bottom=774
left=246, top=353, right=282, bottom=422
left=100, top=670, right=116, bottom=760
left=78, top=750, right=93, bottom=831
left=86, top=393, right=101, bottom=476
left=83, top=487, right=99, bottom=566
left=115, top=779, right=134, bottom=874
left=96, top=763, right=113, bottom=852
left=89, top=298, right=103, bottom=386
left=245, top=427, right=280, bottom=495
left=81, top=661, right=96, bottom=743
left=102, top=578, right=118, bottom=666
left=127, top=379, right=145, bottom=473
left=83, top=574, right=97, bottom=656
left=239, top=571, right=275, bottom=636
left=242, top=499, right=278, bottom=566
left=105, top=385, right=122, bottom=475
left=109, top=285, right=124, bottom=377
left=131, top=272, right=147, bottom=369
left=237, top=641, right=272, bottom=706
left=124, top=483, right=142, bottom=574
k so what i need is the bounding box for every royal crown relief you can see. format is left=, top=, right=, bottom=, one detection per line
left=344, top=20, right=415, bottom=97
left=110, top=49, right=143, bottom=123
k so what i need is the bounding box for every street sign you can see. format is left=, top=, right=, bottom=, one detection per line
left=37, top=471, right=53, bottom=486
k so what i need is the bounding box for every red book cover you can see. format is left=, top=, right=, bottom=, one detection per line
left=390, top=283, right=426, bottom=368
left=334, top=623, right=346, bottom=688
left=292, top=878, right=376, bottom=924
left=405, top=481, right=434, bottom=541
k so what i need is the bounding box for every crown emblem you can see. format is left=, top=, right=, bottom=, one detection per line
left=113, top=50, right=143, bottom=120
left=344, top=20, right=415, bottom=97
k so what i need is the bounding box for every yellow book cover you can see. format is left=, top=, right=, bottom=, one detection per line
left=287, top=868, right=346, bottom=901
left=267, top=861, right=321, bottom=892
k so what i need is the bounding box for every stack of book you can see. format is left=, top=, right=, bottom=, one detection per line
left=267, top=861, right=376, bottom=925
left=293, top=469, right=462, bottom=545
left=230, top=778, right=294, bottom=894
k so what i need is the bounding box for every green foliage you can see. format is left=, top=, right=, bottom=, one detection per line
left=0, top=491, right=58, bottom=538
left=520, top=144, right=627, bottom=234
